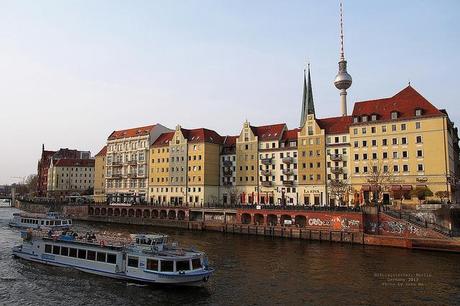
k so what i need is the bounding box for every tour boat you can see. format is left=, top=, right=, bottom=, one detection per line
left=12, top=231, right=214, bottom=286
left=8, top=212, right=72, bottom=230
left=0, top=199, right=11, bottom=207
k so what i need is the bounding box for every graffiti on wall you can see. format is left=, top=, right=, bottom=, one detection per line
left=306, top=216, right=361, bottom=231
left=366, top=220, right=429, bottom=237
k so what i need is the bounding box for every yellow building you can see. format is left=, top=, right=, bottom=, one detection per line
left=93, top=146, right=107, bottom=203
left=349, top=86, right=459, bottom=205
left=148, top=125, right=223, bottom=206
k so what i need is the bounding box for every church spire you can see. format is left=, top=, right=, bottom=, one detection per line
left=300, top=64, right=315, bottom=127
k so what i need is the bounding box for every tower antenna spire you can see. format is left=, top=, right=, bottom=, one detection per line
left=340, top=2, right=345, bottom=60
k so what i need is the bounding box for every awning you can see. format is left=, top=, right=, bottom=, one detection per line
left=391, top=185, right=401, bottom=191
left=402, top=185, right=413, bottom=191
left=370, top=185, right=380, bottom=191
left=361, top=185, right=370, bottom=191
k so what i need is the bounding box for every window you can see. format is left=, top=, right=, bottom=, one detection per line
left=391, top=111, right=398, bottom=119
left=362, top=140, right=367, bottom=147
left=417, top=150, right=423, bottom=157
left=382, top=125, right=387, bottom=133
left=393, top=152, right=398, bottom=159
left=192, top=258, right=202, bottom=269
left=415, top=109, right=423, bottom=116
left=161, top=260, right=174, bottom=272
left=61, top=247, right=69, bottom=256
left=354, top=141, right=358, bottom=148
left=418, top=164, right=424, bottom=171
left=371, top=115, right=377, bottom=121
left=402, top=151, right=408, bottom=158
left=97, top=252, right=106, bottom=262
left=107, top=253, right=117, bottom=264
left=416, top=136, right=422, bottom=143
left=69, top=248, right=77, bottom=258
left=372, top=140, right=377, bottom=147
left=147, top=259, right=159, bottom=271
left=403, top=165, right=409, bottom=172
left=362, top=116, right=368, bottom=122
left=392, top=124, right=397, bottom=131
left=401, top=124, right=406, bottom=131
left=393, top=165, right=399, bottom=172
left=128, top=256, right=139, bottom=268
left=392, top=138, right=398, bottom=145
left=87, top=250, right=96, bottom=261
left=176, top=260, right=191, bottom=271
left=416, top=122, right=421, bottom=129
left=362, top=127, right=366, bottom=134
left=371, top=127, right=376, bottom=133
left=401, top=137, right=407, bottom=145
left=354, top=154, right=359, bottom=161
left=354, top=167, right=359, bottom=173
left=383, top=152, right=388, bottom=159
left=78, top=249, right=86, bottom=259
left=382, top=139, right=388, bottom=146
left=372, top=153, right=377, bottom=160
left=363, top=153, right=368, bottom=160
left=45, top=244, right=52, bottom=253
left=353, top=117, right=359, bottom=123
left=52, top=246, right=60, bottom=255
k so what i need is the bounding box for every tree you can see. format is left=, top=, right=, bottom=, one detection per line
left=223, top=185, right=240, bottom=205
left=435, top=190, right=449, bottom=203
left=25, top=174, right=38, bottom=195
left=411, top=187, right=434, bottom=204
left=364, top=160, right=395, bottom=206
left=328, top=179, right=351, bottom=206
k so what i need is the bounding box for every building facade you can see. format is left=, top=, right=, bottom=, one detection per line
left=47, top=159, right=95, bottom=197
left=105, top=124, right=171, bottom=204
left=93, top=146, right=107, bottom=203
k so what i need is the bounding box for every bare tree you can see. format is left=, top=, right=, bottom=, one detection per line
left=328, top=178, right=351, bottom=206
left=223, top=185, right=240, bottom=205
left=364, top=160, right=395, bottom=206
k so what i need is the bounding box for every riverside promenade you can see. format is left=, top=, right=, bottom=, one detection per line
left=14, top=200, right=460, bottom=253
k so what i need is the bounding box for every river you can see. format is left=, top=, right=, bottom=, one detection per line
left=0, top=208, right=459, bottom=305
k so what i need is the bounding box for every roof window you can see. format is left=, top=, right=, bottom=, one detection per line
left=391, top=111, right=398, bottom=120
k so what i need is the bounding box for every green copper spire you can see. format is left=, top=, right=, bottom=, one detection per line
left=300, top=64, right=315, bottom=127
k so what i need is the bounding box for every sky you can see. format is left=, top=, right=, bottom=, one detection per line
left=0, top=0, right=459, bottom=185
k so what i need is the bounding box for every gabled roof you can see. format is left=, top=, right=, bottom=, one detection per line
left=95, top=146, right=107, bottom=157
left=222, top=135, right=238, bottom=147
left=317, top=116, right=353, bottom=134
left=281, top=129, right=300, bottom=141
left=152, top=131, right=175, bottom=147
left=181, top=128, right=224, bottom=144
left=54, top=159, right=95, bottom=167
left=250, top=123, right=286, bottom=141
left=351, top=86, right=443, bottom=121
left=108, top=124, right=156, bottom=140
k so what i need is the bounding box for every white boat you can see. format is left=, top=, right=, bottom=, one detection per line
left=12, top=231, right=214, bottom=286
left=8, top=212, right=72, bottom=230
left=0, top=199, right=11, bottom=207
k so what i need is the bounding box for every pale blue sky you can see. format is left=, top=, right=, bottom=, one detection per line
left=0, top=0, right=459, bottom=184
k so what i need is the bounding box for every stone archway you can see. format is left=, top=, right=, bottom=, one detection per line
left=108, top=208, right=113, bottom=216
left=143, top=209, right=150, bottom=218
left=95, top=207, right=100, bottom=216
left=135, top=209, right=142, bottom=218
left=295, top=215, right=307, bottom=227
left=254, top=213, right=264, bottom=225
left=168, top=210, right=176, bottom=220
left=280, top=214, right=292, bottom=226
left=177, top=210, right=186, bottom=220
left=89, top=207, right=95, bottom=215
left=267, top=214, right=278, bottom=226
left=114, top=208, right=120, bottom=217
left=128, top=209, right=134, bottom=217
left=101, top=207, right=107, bottom=216
left=121, top=209, right=127, bottom=217
left=241, top=213, right=251, bottom=224
left=152, top=210, right=159, bottom=218
left=160, top=210, right=167, bottom=219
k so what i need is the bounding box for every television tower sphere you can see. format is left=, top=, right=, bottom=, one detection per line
left=334, top=61, right=352, bottom=90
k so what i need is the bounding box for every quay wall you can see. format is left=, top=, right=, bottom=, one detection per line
left=15, top=201, right=460, bottom=252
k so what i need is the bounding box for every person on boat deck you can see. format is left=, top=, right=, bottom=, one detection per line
left=47, top=229, right=53, bottom=237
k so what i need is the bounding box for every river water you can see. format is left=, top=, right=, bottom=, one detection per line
left=0, top=208, right=459, bottom=306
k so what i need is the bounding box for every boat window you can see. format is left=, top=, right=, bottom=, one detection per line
left=107, top=253, right=117, bottom=264
left=61, top=247, right=69, bottom=256
left=146, top=259, right=158, bottom=271
left=87, top=250, right=96, bottom=261
left=96, top=252, right=106, bottom=262
left=160, top=261, right=174, bottom=272
left=69, top=220, right=72, bottom=224
left=176, top=260, right=191, bottom=271
left=46, top=221, right=50, bottom=225
left=41, top=221, right=44, bottom=225
left=49, top=221, right=55, bottom=226
left=52, top=246, right=60, bottom=255
left=21, top=219, right=24, bottom=223
left=62, top=221, right=67, bottom=225
left=45, top=244, right=52, bottom=253
left=55, top=220, right=61, bottom=226
left=192, top=258, right=201, bottom=269
left=78, top=249, right=86, bottom=259
left=69, top=248, right=77, bottom=258
left=127, top=256, right=139, bottom=268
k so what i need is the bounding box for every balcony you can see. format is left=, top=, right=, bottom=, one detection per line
left=223, top=169, right=233, bottom=177
left=282, top=169, right=294, bottom=176
left=111, top=161, right=123, bottom=167
left=282, top=180, right=294, bottom=187
left=261, top=157, right=273, bottom=165
left=127, top=172, right=138, bottom=178
left=261, top=169, right=271, bottom=176
left=261, top=181, right=272, bottom=187
left=282, top=156, right=294, bottom=164
left=127, top=159, right=137, bottom=165
left=112, top=173, right=122, bottom=178
left=223, top=160, right=233, bottom=167
left=331, top=167, right=343, bottom=174
left=330, top=154, right=343, bottom=161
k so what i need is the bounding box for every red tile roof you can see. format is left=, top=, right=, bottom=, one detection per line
left=317, top=116, right=353, bottom=134
left=281, top=129, right=300, bottom=141
left=54, top=159, right=95, bottom=167
left=351, top=86, right=443, bottom=121
left=181, top=128, right=224, bottom=144
left=222, top=135, right=238, bottom=147
left=250, top=123, right=286, bottom=141
left=95, top=146, right=107, bottom=157
left=108, top=125, right=156, bottom=140
left=152, top=131, right=175, bottom=147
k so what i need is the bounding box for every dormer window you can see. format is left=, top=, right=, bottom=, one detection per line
left=371, top=114, right=377, bottom=121
left=362, top=116, right=368, bottom=122
left=415, top=109, right=423, bottom=117
left=391, top=111, right=398, bottom=120
left=353, top=117, right=359, bottom=123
